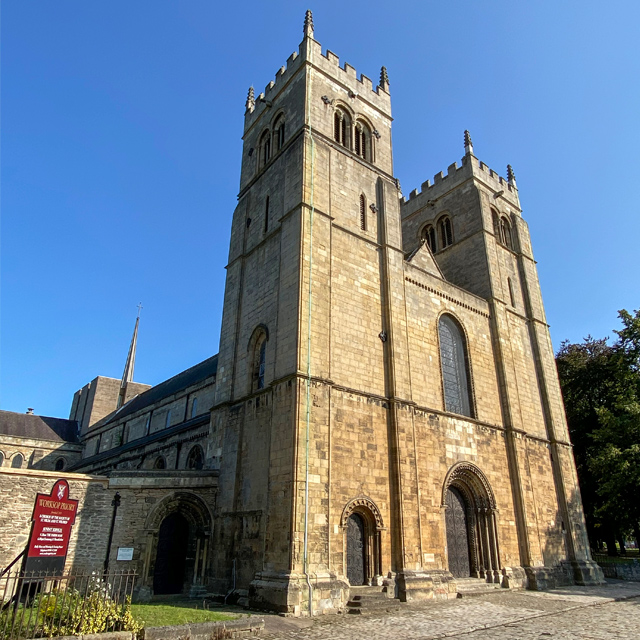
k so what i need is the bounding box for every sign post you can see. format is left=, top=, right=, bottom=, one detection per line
left=24, top=479, right=78, bottom=574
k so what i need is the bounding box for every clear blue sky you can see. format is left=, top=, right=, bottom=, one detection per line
left=2, top=1, right=639, bottom=418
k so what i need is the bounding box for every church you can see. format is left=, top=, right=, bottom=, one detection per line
left=0, top=12, right=604, bottom=615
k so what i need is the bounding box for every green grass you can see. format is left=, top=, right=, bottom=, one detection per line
left=130, top=603, right=237, bottom=628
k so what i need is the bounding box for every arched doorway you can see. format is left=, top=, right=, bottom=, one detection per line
left=346, top=513, right=366, bottom=585
left=442, top=463, right=502, bottom=583
left=341, top=497, right=383, bottom=586
left=445, top=486, right=471, bottom=577
left=143, top=492, right=213, bottom=597
left=154, top=512, right=189, bottom=594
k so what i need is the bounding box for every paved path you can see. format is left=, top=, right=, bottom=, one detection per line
left=259, top=581, right=640, bottom=640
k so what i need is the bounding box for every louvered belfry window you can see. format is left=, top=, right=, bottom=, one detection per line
left=438, top=315, right=472, bottom=417
left=422, top=225, right=437, bottom=253
left=359, top=195, right=366, bottom=230
left=439, top=216, right=453, bottom=249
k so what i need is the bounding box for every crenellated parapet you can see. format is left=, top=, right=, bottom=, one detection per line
left=401, top=152, right=521, bottom=219
left=243, top=10, right=391, bottom=135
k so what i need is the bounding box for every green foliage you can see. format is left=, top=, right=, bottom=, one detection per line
left=36, top=585, right=142, bottom=637
left=556, top=309, right=640, bottom=548
left=129, top=603, right=236, bottom=628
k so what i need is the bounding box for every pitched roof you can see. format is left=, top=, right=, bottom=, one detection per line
left=0, top=411, right=80, bottom=443
left=99, top=354, right=218, bottom=426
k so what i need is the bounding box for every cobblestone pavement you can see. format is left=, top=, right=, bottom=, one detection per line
left=259, top=581, right=640, bottom=640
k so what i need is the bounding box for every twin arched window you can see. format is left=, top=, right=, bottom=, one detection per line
left=421, top=216, right=454, bottom=253
left=354, top=122, right=370, bottom=161
left=259, top=131, right=271, bottom=168
left=492, top=209, right=513, bottom=249
left=438, top=315, right=473, bottom=418
left=274, top=116, right=285, bottom=152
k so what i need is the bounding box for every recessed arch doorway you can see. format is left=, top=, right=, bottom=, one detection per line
left=443, top=463, right=502, bottom=583
left=341, top=497, right=383, bottom=586
left=144, top=492, right=213, bottom=596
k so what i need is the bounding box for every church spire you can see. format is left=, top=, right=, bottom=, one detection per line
left=117, top=304, right=141, bottom=409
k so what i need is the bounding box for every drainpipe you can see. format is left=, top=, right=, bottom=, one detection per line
left=104, top=492, right=121, bottom=575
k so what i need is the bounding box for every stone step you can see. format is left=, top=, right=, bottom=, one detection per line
left=346, top=586, right=401, bottom=615
left=456, top=577, right=503, bottom=598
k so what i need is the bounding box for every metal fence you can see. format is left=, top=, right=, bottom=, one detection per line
left=0, top=569, right=137, bottom=640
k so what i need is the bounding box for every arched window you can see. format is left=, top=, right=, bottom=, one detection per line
left=264, top=196, right=270, bottom=233
left=359, top=194, right=367, bottom=231
left=249, top=326, right=268, bottom=392
left=334, top=108, right=350, bottom=147
left=0, top=451, right=4, bottom=466
left=259, top=130, right=271, bottom=167
left=11, top=453, right=24, bottom=469
left=54, top=457, right=66, bottom=471
left=191, top=397, right=198, bottom=418
left=186, top=445, right=204, bottom=470
left=354, top=121, right=370, bottom=160
left=165, top=409, right=172, bottom=429
left=438, top=315, right=473, bottom=417
left=154, top=456, right=166, bottom=470
left=491, top=209, right=501, bottom=237
left=500, top=216, right=512, bottom=249
left=274, top=115, right=285, bottom=151
left=438, top=216, right=453, bottom=249
left=421, top=225, right=437, bottom=253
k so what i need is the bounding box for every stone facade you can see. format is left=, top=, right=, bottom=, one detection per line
left=1, top=13, right=603, bottom=614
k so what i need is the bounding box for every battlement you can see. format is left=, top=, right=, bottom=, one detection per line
left=401, top=153, right=520, bottom=217
left=244, top=15, right=391, bottom=133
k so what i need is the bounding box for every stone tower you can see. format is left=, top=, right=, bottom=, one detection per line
left=208, top=13, right=603, bottom=615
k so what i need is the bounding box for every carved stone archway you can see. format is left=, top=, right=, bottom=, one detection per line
left=142, top=492, right=213, bottom=596
left=442, top=463, right=502, bottom=583
left=341, top=497, right=383, bottom=585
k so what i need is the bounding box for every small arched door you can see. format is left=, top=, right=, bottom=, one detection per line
left=154, top=512, right=190, bottom=594
left=445, top=486, right=471, bottom=578
left=346, top=513, right=366, bottom=585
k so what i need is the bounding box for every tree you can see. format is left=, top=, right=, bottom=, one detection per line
left=556, top=309, right=640, bottom=553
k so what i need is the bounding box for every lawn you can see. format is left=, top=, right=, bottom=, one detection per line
left=130, top=602, right=238, bottom=628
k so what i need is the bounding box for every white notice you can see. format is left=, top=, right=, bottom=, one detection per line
left=116, top=547, right=134, bottom=561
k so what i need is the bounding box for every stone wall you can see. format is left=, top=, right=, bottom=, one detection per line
left=0, top=468, right=110, bottom=571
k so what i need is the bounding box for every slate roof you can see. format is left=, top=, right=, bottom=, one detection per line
left=0, top=411, right=80, bottom=443
left=101, top=354, right=218, bottom=426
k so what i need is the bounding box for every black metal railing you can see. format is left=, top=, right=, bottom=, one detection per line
left=0, top=569, right=137, bottom=640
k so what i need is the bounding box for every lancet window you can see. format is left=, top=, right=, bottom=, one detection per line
left=249, top=327, right=268, bottom=392
left=259, top=130, right=271, bottom=167
left=359, top=195, right=367, bottom=230
left=354, top=121, right=370, bottom=160
left=186, top=445, right=204, bottom=470
left=274, top=115, right=285, bottom=151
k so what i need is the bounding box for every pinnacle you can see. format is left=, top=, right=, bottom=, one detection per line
left=507, top=164, right=516, bottom=184
left=464, top=130, right=474, bottom=155
left=245, top=86, right=255, bottom=112
left=304, top=9, right=314, bottom=37
left=379, top=66, right=390, bottom=91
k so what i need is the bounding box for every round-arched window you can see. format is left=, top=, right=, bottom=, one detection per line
left=438, top=315, right=473, bottom=417
left=186, top=445, right=204, bottom=470
left=54, top=457, right=66, bottom=471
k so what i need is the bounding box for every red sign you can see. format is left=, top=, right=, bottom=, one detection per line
left=27, top=479, right=78, bottom=561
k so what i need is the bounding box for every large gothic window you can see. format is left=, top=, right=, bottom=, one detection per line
left=438, top=315, right=473, bottom=417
